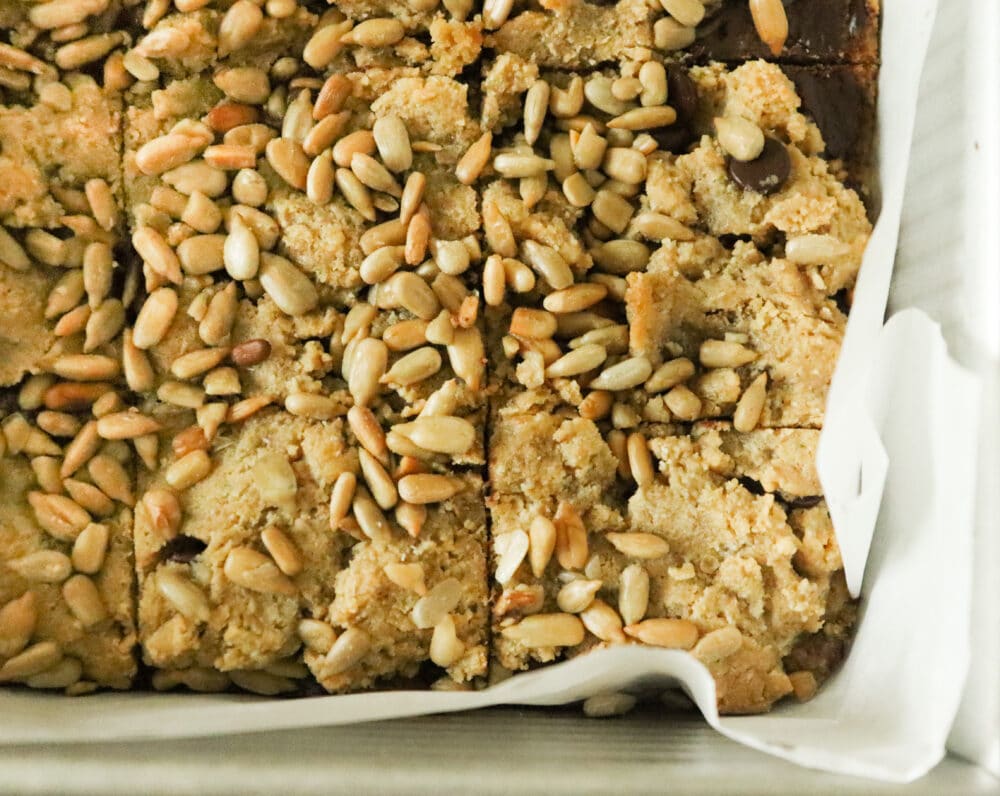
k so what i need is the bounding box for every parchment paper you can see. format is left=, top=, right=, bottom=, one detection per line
left=3, top=0, right=990, bottom=784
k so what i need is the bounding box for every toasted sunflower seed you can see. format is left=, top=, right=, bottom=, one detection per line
left=733, top=372, right=768, bottom=432
left=455, top=131, right=492, bottom=185
left=605, top=532, right=670, bottom=559
left=749, top=0, right=789, bottom=56
left=348, top=338, right=388, bottom=406
left=382, top=347, right=442, bottom=386
left=394, top=416, right=476, bottom=455
left=373, top=115, right=413, bottom=173
left=259, top=253, right=318, bottom=316
left=625, top=617, right=700, bottom=649
left=397, top=474, right=463, bottom=505
left=323, top=627, right=371, bottom=675
left=501, top=613, right=584, bottom=648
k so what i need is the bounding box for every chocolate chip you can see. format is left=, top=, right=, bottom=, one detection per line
left=785, top=495, right=824, bottom=509
left=666, top=65, right=699, bottom=123
left=650, top=66, right=699, bottom=154
left=653, top=124, right=696, bottom=154
left=160, top=535, right=207, bottom=563
left=833, top=288, right=852, bottom=315
left=727, top=137, right=791, bottom=195
left=718, top=233, right=753, bottom=249
left=738, top=476, right=766, bottom=496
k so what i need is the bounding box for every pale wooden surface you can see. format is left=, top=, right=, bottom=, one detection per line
left=0, top=707, right=996, bottom=794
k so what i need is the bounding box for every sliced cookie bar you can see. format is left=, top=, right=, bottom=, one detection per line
left=135, top=406, right=488, bottom=694
left=0, top=395, right=137, bottom=693
left=483, top=0, right=655, bottom=69
left=0, top=73, right=128, bottom=404
left=490, top=417, right=853, bottom=714
left=127, top=1, right=482, bottom=80
left=475, top=58, right=869, bottom=429
left=483, top=0, right=879, bottom=71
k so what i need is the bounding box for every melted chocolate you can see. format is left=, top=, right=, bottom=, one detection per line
left=688, top=0, right=877, bottom=64
left=786, top=66, right=867, bottom=160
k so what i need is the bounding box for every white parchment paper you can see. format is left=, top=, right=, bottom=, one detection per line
left=886, top=0, right=999, bottom=778
left=4, top=0, right=990, bottom=784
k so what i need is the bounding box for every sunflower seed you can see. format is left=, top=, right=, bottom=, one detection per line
left=501, top=613, right=584, bottom=648
left=625, top=617, right=700, bottom=649
left=446, top=326, right=485, bottom=390
left=7, top=551, right=72, bottom=583
left=341, top=18, right=405, bottom=47
left=605, top=532, right=670, bottom=559
left=132, top=226, right=182, bottom=283
left=61, top=575, right=107, bottom=628
left=224, top=546, right=297, bottom=595
left=71, top=522, right=110, bottom=575
left=556, top=578, right=602, bottom=613
left=397, top=474, right=463, bottom=504
left=156, top=569, right=210, bottom=623
left=329, top=472, right=357, bottom=530
left=304, top=22, right=352, bottom=70
left=394, top=416, right=475, bottom=455
left=335, top=168, right=377, bottom=221
left=583, top=692, right=637, bottom=718
left=323, top=627, right=371, bottom=675
left=382, top=347, right=442, bottom=386
left=0, top=641, right=63, bottom=683
left=164, top=450, right=212, bottom=489
left=411, top=577, right=462, bottom=629
left=619, top=564, right=650, bottom=625
left=733, top=372, right=768, bottom=432
left=749, top=0, right=788, bottom=56
left=348, top=338, right=388, bottom=406
left=429, top=614, right=465, bottom=667
left=0, top=592, right=36, bottom=659
left=259, top=253, right=318, bottom=316
left=654, top=17, right=696, bottom=49
left=261, top=526, right=303, bottom=577
left=265, top=138, right=310, bottom=191
left=455, top=131, right=492, bottom=185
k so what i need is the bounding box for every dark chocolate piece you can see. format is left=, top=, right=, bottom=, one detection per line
left=784, top=64, right=874, bottom=161
left=728, top=137, right=791, bottom=194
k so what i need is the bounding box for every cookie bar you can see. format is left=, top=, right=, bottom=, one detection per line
left=115, top=12, right=493, bottom=692
left=136, top=406, right=487, bottom=694
left=478, top=59, right=870, bottom=428
left=467, top=54, right=869, bottom=710
left=625, top=240, right=847, bottom=429
left=129, top=1, right=482, bottom=79
left=0, top=73, right=126, bottom=386
left=483, top=0, right=655, bottom=69
left=1, top=18, right=136, bottom=695
left=0, top=394, right=137, bottom=693
left=490, top=417, right=853, bottom=714
left=483, top=0, right=879, bottom=70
